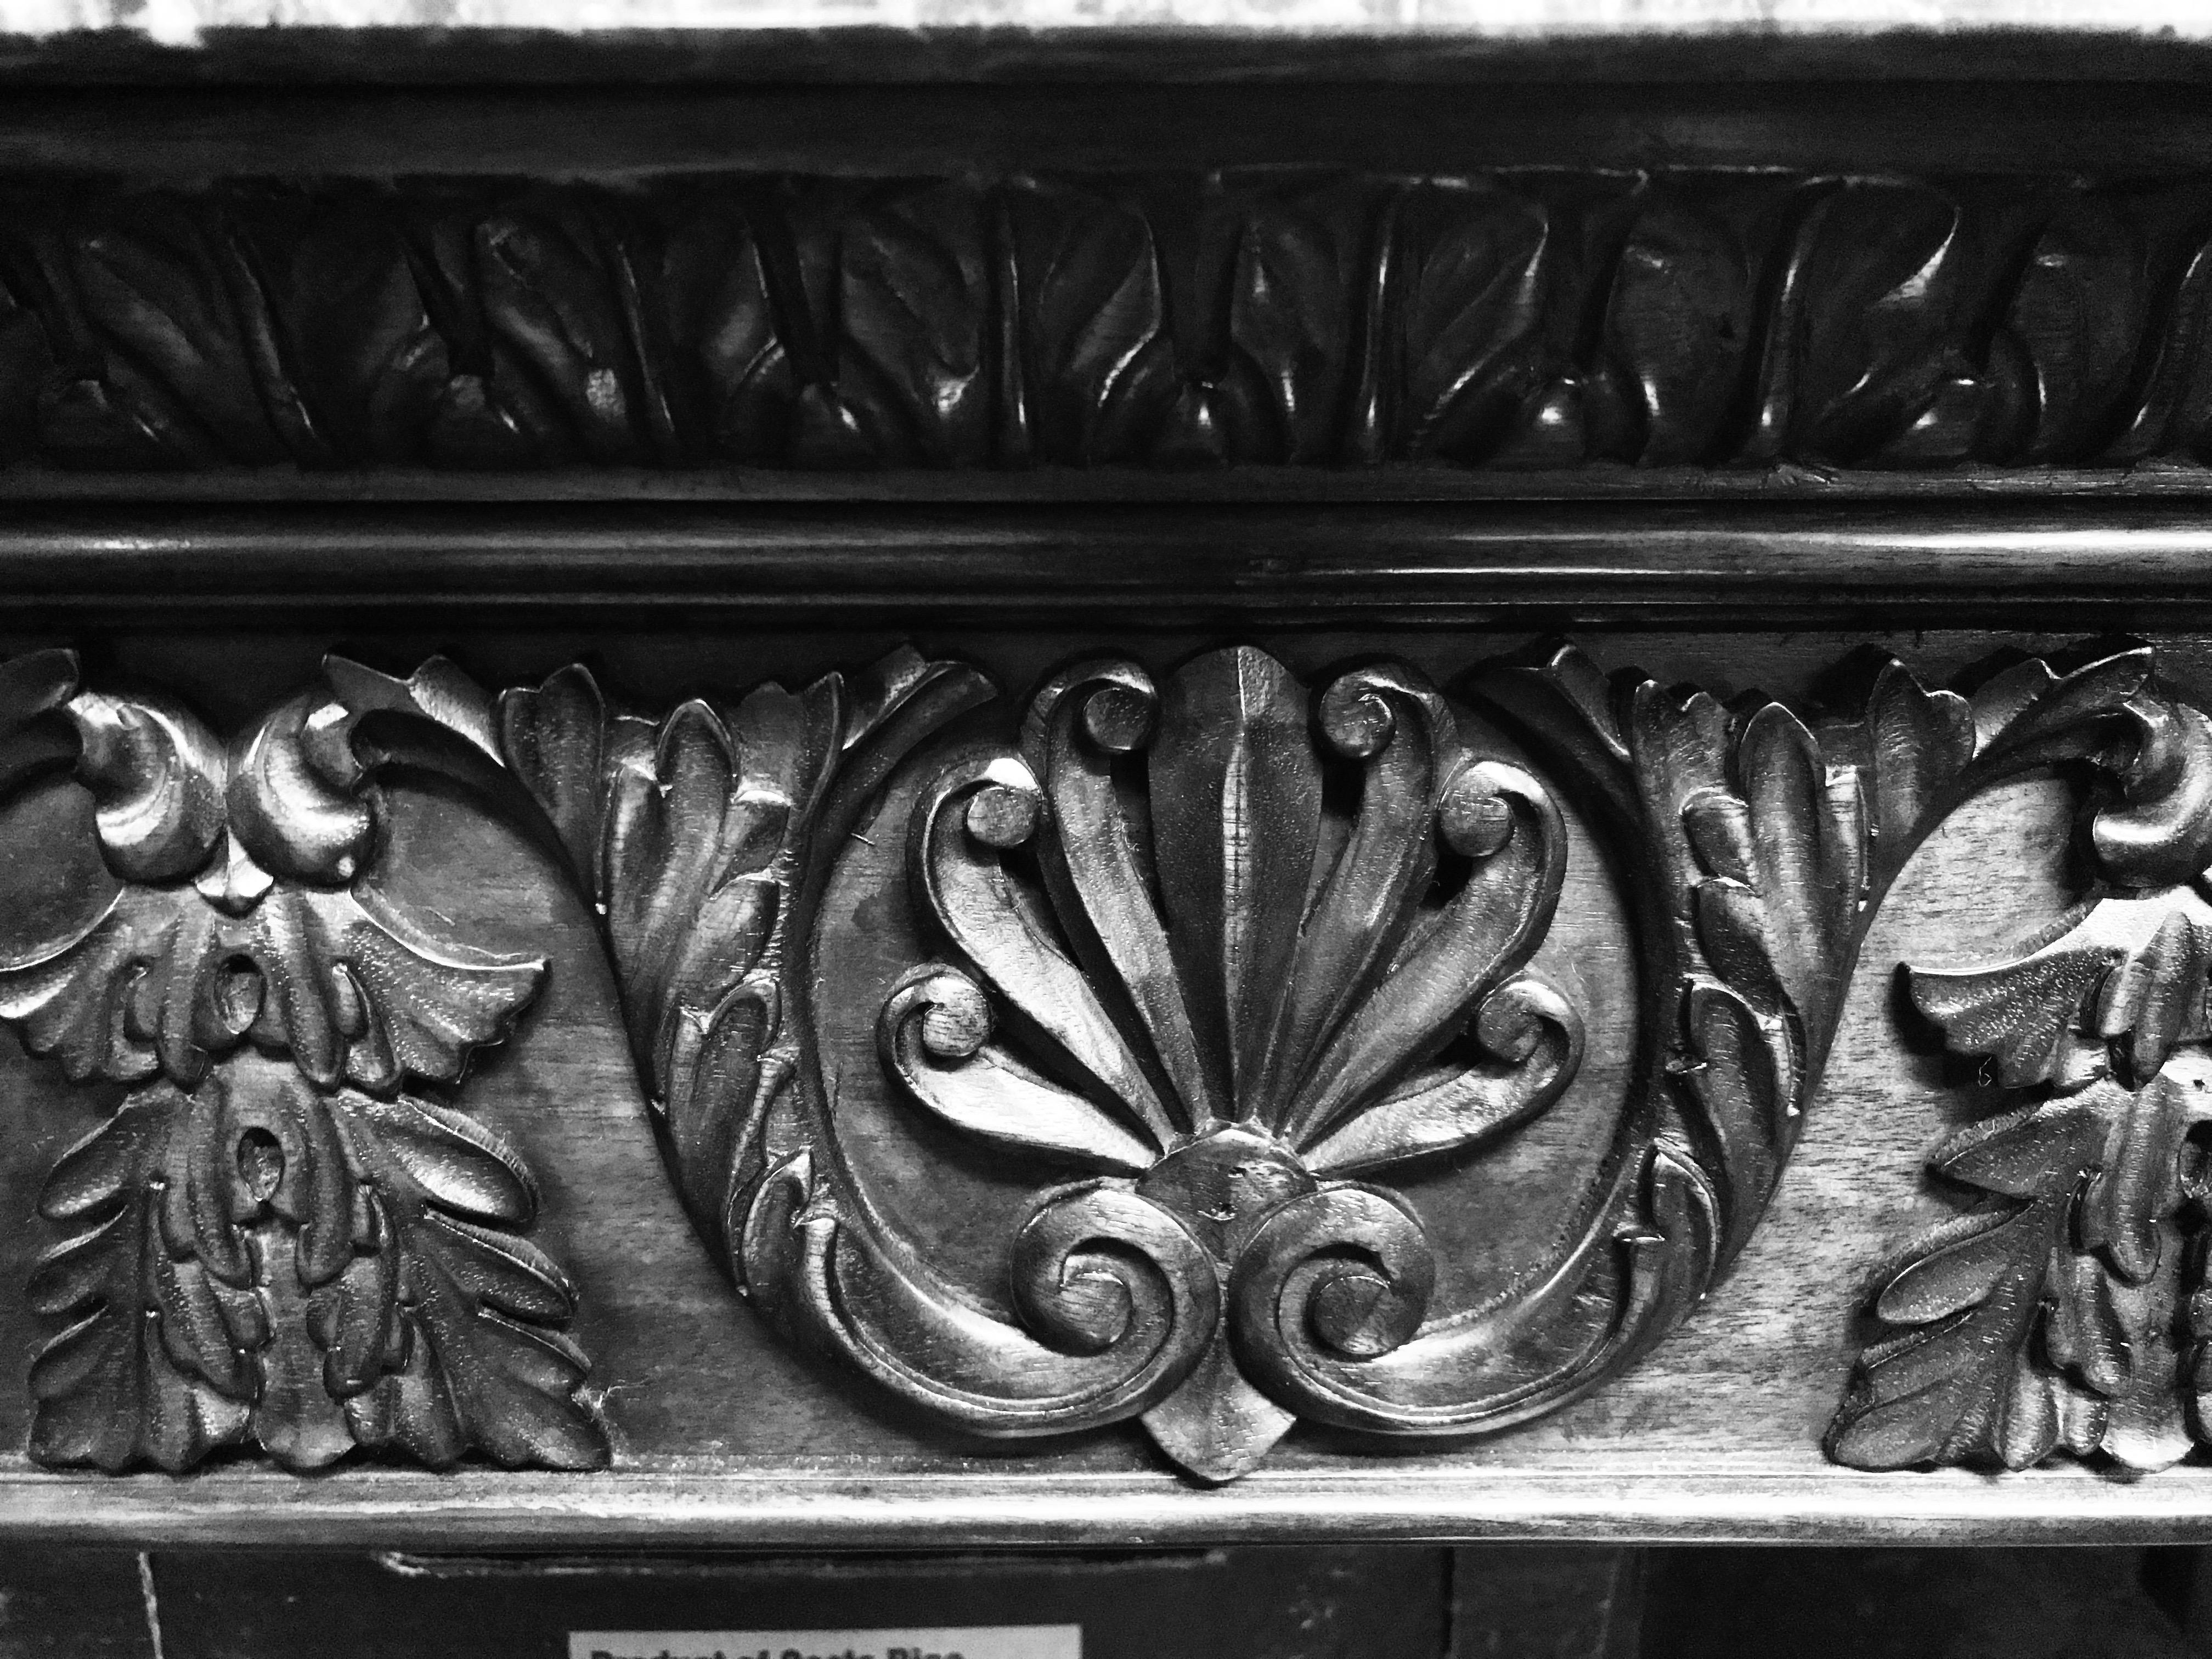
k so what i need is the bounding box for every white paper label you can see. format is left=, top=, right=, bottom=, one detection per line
left=569, top=1628, right=1081, bottom=1659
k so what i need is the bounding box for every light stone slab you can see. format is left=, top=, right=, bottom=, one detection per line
left=2, top=0, right=2207, bottom=50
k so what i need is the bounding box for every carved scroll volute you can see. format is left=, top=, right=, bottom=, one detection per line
left=0, top=653, right=605, bottom=1474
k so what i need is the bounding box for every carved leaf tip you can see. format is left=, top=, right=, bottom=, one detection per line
left=494, top=659, right=625, bottom=894
left=1966, top=644, right=2154, bottom=761
left=321, top=653, right=503, bottom=764
left=2096, top=694, right=2212, bottom=889
left=1862, top=654, right=1974, bottom=847
left=842, top=643, right=969, bottom=749
left=1479, top=639, right=1631, bottom=762
left=1910, top=889, right=2212, bottom=1091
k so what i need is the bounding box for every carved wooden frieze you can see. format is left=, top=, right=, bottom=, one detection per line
left=6, top=172, right=2212, bottom=477
left=6, top=634, right=2212, bottom=1486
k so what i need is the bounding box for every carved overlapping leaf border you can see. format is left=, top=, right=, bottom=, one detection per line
left=10, top=171, right=2212, bottom=474
left=5, top=633, right=2212, bottom=1482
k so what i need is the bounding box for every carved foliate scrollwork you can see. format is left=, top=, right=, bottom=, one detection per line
left=8, top=631, right=2211, bottom=1485
left=490, top=646, right=995, bottom=1256
left=666, top=635, right=2207, bottom=1483
left=375, top=640, right=1620, bottom=1482
left=1480, top=640, right=2185, bottom=1282
left=1829, top=663, right=2212, bottom=1474
left=487, top=636, right=2188, bottom=1484
left=0, top=654, right=606, bottom=1473
left=1478, top=642, right=2212, bottom=1486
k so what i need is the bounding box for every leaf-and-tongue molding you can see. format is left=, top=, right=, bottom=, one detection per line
left=10, top=173, right=2212, bottom=476
left=3, top=634, right=2209, bottom=1483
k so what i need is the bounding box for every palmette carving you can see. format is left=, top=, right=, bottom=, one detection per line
left=0, top=653, right=606, bottom=1473
left=873, top=651, right=1583, bottom=1478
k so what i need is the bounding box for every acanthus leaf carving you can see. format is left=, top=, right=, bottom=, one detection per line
left=29, top=1055, right=599, bottom=1474
left=1828, top=1066, right=2205, bottom=1474
left=1829, top=662, right=2212, bottom=1474
left=492, top=644, right=996, bottom=1255
left=0, top=652, right=605, bottom=1474
left=1477, top=636, right=2166, bottom=1288
left=0, top=879, right=540, bottom=1096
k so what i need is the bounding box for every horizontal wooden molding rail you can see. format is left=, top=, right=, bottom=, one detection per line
left=0, top=505, right=2202, bottom=623
left=2, top=1466, right=2211, bottom=1549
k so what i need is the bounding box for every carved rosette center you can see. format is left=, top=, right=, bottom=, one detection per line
left=1135, top=1126, right=1315, bottom=1262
